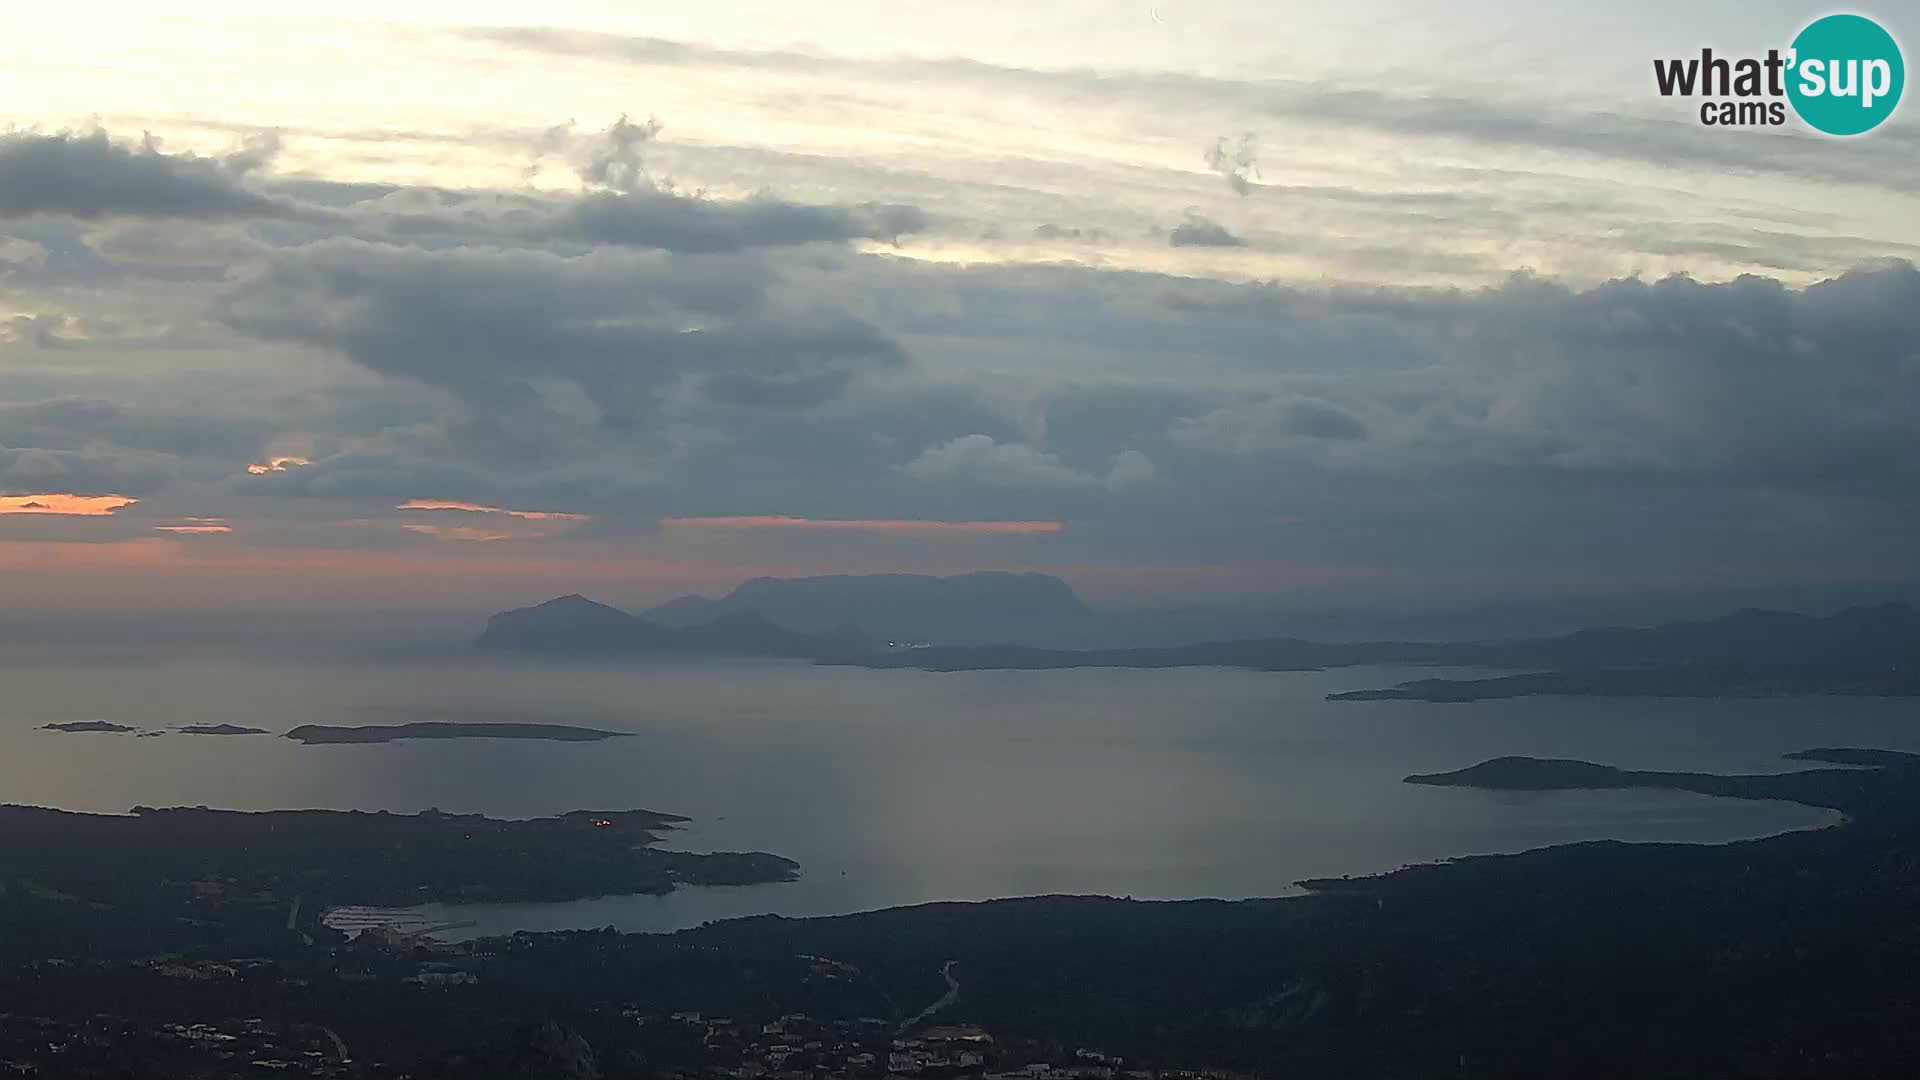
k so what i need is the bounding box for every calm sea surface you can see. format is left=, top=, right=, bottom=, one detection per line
left=4, top=654, right=1902, bottom=935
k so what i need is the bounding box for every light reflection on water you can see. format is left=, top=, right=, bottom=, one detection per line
left=2, top=655, right=1889, bottom=936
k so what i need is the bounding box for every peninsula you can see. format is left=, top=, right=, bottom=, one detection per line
left=0, top=803, right=798, bottom=962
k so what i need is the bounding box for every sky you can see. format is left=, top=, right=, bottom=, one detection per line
left=2, top=2, right=1917, bottom=614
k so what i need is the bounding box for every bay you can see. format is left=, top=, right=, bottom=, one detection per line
left=1, top=654, right=1887, bottom=936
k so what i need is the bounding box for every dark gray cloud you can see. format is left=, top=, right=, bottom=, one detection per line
left=1032, top=223, right=1111, bottom=244
left=0, top=397, right=274, bottom=461
left=7, top=101, right=1912, bottom=596
left=1168, top=213, right=1245, bottom=248
left=2, top=122, right=926, bottom=265
left=2, top=313, right=73, bottom=348
left=520, top=114, right=927, bottom=251
left=215, top=240, right=908, bottom=425
left=317, top=185, right=925, bottom=254
left=1204, top=133, right=1259, bottom=196
left=0, top=445, right=176, bottom=496
left=242, top=110, right=929, bottom=256
left=571, top=113, right=661, bottom=194
left=1173, top=396, right=1367, bottom=447
left=210, top=246, right=1911, bottom=523
left=0, top=129, right=303, bottom=221
left=0, top=394, right=293, bottom=505
left=566, top=192, right=925, bottom=252
left=1160, top=263, right=1920, bottom=502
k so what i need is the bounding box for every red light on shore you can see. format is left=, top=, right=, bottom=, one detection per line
left=592, top=818, right=613, bottom=828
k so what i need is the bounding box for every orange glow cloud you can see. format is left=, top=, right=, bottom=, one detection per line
left=0, top=493, right=138, bottom=516
left=400, top=523, right=515, bottom=543
left=246, top=456, right=311, bottom=475
left=661, top=515, right=1065, bottom=536
left=398, top=499, right=590, bottom=522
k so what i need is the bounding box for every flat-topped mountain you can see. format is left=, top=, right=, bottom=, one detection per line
left=477, top=594, right=865, bottom=659
left=645, top=571, right=1095, bottom=646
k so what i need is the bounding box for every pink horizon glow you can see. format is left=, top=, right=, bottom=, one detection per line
left=0, top=535, right=1903, bottom=615
left=661, top=515, right=1066, bottom=536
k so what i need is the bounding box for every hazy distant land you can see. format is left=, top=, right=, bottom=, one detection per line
left=1329, top=664, right=1920, bottom=702
left=178, top=723, right=269, bottom=735
left=480, top=586, right=1920, bottom=703
left=285, top=721, right=629, bottom=744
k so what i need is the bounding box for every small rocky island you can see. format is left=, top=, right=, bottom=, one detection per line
left=178, top=723, right=269, bottom=736
left=285, top=721, right=627, bottom=744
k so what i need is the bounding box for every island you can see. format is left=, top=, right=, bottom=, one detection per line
left=178, top=723, right=270, bottom=736
left=285, top=721, right=628, bottom=744
left=40, top=720, right=135, bottom=733
left=1400, top=749, right=1915, bottom=814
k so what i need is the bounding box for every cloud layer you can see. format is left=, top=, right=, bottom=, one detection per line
left=4, top=36, right=1918, bottom=613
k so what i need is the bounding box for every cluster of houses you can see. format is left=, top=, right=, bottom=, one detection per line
left=633, top=1011, right=1173, bottom=1080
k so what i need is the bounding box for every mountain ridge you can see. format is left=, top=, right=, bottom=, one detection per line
left=644, top=571, right=1095, bottom=646
left=476, top=594, right=864, bottom=658
left=477, top=593, right=1920, bottom=697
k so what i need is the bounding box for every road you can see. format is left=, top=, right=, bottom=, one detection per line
left=898, top=960, right=960, bottom=1032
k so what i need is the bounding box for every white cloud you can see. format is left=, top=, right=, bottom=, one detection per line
left=901, top=434, right=1097, bottom=490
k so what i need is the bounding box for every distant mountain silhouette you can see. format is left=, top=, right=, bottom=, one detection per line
left=644, top=571, right=1096, bottom=646
left=835, top=602, right=1920, bottom=694
left=476, top=594, right=867, bottom=659
left=1472, top=601, right=1920, bottom=669
left=639, top=572, right=1920, bottom=650
left=477, top=595, right=1920, bottom=697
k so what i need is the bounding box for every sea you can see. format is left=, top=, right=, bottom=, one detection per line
left=4, top=651, right=1903, bottom=937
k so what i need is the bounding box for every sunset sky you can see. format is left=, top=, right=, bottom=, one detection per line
left=3, top=2, right=1917, bottom=612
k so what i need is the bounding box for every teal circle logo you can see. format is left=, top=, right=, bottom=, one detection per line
left=1787, top=14, right=1904, bottom=135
